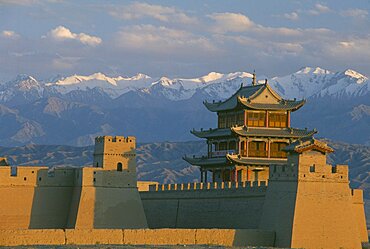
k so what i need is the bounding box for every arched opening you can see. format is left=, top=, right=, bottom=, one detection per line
left=117, top=162, right=123, bottom=172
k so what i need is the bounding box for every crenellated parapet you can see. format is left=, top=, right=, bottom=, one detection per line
left=94, top=135, right=136, bottom=144
left=147, top=180, right=268, bottom=192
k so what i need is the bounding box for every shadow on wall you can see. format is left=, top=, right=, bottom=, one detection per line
left=93, top=149, right=148, bottom=229
left=29, top=168, right=80, bottom=229
left=232, top=229, right=275, bottom=247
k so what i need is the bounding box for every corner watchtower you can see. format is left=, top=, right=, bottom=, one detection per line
left=259, top=137, right=368, bottom=248
left=93, top=135, right=136, bottom=173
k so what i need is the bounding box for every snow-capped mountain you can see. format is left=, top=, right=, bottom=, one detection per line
left=142, top=72, right=252, bottom=100
left=269, top=67, right=369, bottom=99
left=45, top=72, right=153, bottom=98
left=0, top=75, right=44, bottom=104
left=0, top=67, right=368, bottom=146
left=1, top=67, right=368, bottom=104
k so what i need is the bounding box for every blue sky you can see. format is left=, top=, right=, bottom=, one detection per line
left=0, top=0, right=369, bottom=81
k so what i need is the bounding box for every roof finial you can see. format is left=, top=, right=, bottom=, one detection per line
left=252, top=70, right=256, bottom=86
left=265, top=79, right=268, bottom=85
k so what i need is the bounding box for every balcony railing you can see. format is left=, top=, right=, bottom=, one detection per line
left=210, top=150, right=236, bottom=158
left=240, top=150, right=268, bottom=158
left=270, top=151, right=287, bottom=158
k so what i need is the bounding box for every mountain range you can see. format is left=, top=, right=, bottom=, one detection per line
left=0, top=67, right=369, bottom=146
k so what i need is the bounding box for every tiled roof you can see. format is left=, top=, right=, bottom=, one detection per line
left=238, top=98, right=305, bottom=111
left=191, top=128, right=232, bottom=138
left=203, top=84, right=264, bottom=112
left=231, top=126, right=317, bottom=138
left=183, top=156, right=228, bottom=166
left=203, top=83, right=305, bottom=112
left=227, top=155, right=287, bottom=165
left=284, top=137, right=334, bottom=154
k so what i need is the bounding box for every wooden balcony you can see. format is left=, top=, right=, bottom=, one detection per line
left=248, top=150, right=268, bottom=158
left=240, top=150, right=286, bottom=158
left=210, top=150, right=236, bottom=158
left=270, top=151, right=287, bottom=158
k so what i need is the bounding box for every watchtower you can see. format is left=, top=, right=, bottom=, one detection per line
left=93, top=135, right=136, bottom=173
left=259, top=137, right=368, bottom=249
left=71, top=135, right=147, bottom=229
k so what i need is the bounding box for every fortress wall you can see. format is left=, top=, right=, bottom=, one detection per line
left=93, top=187, right=148, bottom=228
left=291, top=181, right=365, bottom=249
left=258, top=180, right=298, bottom=248
left=28, top=186, right=75, bottom=228
left=0, top=185, right=76, bottom=229
left=140, top=185, right=267, bottom=229
left=0, top=229, right=275, bottom=247
left=0, top=167, right=79, bottom=229
left=352, top=189, right=368, bottom=242
left=72, top=167, right=148, bottom=229
left=0, top=186, right=35, bottom=229
left=0, top=229, right=66, bottom=246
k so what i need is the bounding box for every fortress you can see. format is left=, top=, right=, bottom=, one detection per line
left=0, top=76, right=368, bottom=249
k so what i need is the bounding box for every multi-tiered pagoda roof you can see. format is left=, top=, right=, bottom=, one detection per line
left=203, top=83, right=305, bottom=112
left=183, top=75, right=317, bottom=183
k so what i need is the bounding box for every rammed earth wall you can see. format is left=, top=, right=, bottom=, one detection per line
left=140, top=183, right=267, bottom=229
left=0, top=229, right=275, bottom=247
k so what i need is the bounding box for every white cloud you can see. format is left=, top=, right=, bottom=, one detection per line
left=208, top=12, right=254, bottom=33
left=334, top=37, right=370, bottom=56
left=0, top=0, right=37, bottom=5
left=1, top=30, right=20, bottom=39
left=340, top=9, right=368, bottom=20
left=113, top=25, right=217, bottom=55
left=309, top=3, right=331, bottom=15
left=47, top=26, right=102, bottom=46
left=0, top=0, right=62, bottom=5
left=109, top=2, right=197, bottom=24
left=283, top=12, right=299, bottom=21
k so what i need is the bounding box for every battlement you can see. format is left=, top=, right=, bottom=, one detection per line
left=147, top=180, right=268, bottom=192
left=95, top=136, right=136, bottom=145
left=269, top=163, right=349, bottom=182
left=0, top=166, right=78, bottom=187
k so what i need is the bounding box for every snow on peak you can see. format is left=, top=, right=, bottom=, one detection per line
left=53, top=73, right=117, bottom=86
left=296, top=67, right=331, bottom=75
left=130, top=73, right=150, bottom=80
left=343, top=69, right=367, bottom=82
left=200, top=72, right=224, bottom=82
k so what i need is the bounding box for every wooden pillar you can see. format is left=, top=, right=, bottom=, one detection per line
left=246, top=139, right=249, bottom=157
left=238, top=140, right=241, bottom=154
left=268, top=139, right=271, bottom=158
left=201, top=169, right=204, bottom=183
left=266, top=111, right=269, bottom=127
left=244, top=110, right=247, bottom=126
left=243, top=140, right=246, bottom=156
left=287, top=111, right=291, bottom=127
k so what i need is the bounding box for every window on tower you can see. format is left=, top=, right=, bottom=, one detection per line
left=247, top=111, right=266, bottom=127
left=268, top=112, right=287, bottom=128
left=218, top=111, right=244, bottom=128
left=248, top=141, right=267, bottom=157
left=270, top=142, right=288, bottom=158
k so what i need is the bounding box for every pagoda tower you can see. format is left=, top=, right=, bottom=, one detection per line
left=183, top=73, right=316, bottom=183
